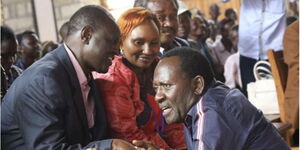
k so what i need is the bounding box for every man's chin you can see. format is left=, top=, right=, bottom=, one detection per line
left=161, top=35, right=174, bottom=44
left=96, top=68, right=108, bottom=73
left=165, top=116, right=181, bottom=125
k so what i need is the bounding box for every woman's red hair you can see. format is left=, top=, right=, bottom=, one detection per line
left=117, top=7, right=161, bottom=47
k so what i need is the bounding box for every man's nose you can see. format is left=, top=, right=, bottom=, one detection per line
left=155, top=87, right=165, bottom=103
left=163, top=17, right=176, bottom=27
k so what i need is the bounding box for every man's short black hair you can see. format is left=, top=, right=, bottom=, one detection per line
left=225, top=8, right=235, bottom=18
left=231, top=25, right=238, bottom=32
left=134, top=0, right=178, bottom=9
left=1, top=26, right=16, bottom=43
left=67, top=5, right=112, bottom=36
left=17, top=30, right=37, bottom=45
left=59, top=21, right=69, bottom=41
left=161, top=47, right=215, bottom=89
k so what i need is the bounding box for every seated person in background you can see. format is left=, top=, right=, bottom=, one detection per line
left=134, top=0, right=190, bottom=56
left=189, top=15, right=224, bottom=82
left=15, top=30, right=41, bottom=70
left=208, top=3, right=220, bottom=25
left=1, top=26, right=22, bottom=92
left=210, top=18, right=235, bottom=67
left=93, top=7, right=186, bottom=149
left=283, top=20, right=299, bottom=146
left=206, top=19, right=219, bottom=46
left=150, top=47, right=289, bottom=150
left=224, top=8, right=238, bottom=25
left=41, top=41, right=58, bottom=57
left=1, top=66, right=8, bottom=100
left=1, top=5, right=137, bottom=150
left=176, top=0, right=191, bottom=41
left=224, top=25, right=242, bottom=89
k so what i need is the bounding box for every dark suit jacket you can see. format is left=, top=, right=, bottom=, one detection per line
left=1, top=45, right=112, bottom=150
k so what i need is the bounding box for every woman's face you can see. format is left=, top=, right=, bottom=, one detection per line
left=121, top=20, right=160, bottom=69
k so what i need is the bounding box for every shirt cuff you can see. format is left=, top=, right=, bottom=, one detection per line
left=85, top=139, right=113, bottom=149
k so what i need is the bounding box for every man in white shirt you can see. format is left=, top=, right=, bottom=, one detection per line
left=223, top=0, right=286, bottom=96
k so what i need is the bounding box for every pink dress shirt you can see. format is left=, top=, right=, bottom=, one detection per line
left=64, top=44, right=95, bottom=128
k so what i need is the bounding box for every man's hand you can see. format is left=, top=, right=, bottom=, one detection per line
left=112, top=139, right=137, bottom=150
left=132, top=140, right=160, bottom=150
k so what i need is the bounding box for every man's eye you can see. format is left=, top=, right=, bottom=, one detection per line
left=150, top=41, right=159, bottom=46
left=162, top=84, right=171, bottom=89
left=153, top=85, right=158, bottom=91
left=156, top=15, right=165, bottom=21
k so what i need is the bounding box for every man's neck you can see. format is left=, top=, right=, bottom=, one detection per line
left=161, top=41, right=177, bottom=52
left=65, top=43, right=90, bottom=77
left=21, top=56, right=35, bottom=69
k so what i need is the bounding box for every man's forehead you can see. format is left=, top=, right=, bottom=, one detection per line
left=156, top=56, right=181, bottom=74
left=147, top=0, right=177, bottom=12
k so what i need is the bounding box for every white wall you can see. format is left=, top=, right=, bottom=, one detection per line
left=33, top=0, right=57, bottom=42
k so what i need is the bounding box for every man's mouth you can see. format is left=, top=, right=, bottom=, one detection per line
left=161, top=106, right=172, bottom=116
left=162, top=28, right=176, bottom=36
left=163, top=31, right=174, bottom=36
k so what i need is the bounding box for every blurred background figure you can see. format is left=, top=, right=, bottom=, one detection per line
left=15, top=30, right=41, bottom=70
left=223, top=25, right=241, bottom=90
left=188, top=14, right=224, bottom=82
left=212, top=18, right=235, bottom=66
left=177, top=0, right=192, bottom=40
left=208, top=3, right=220, bottom=24
left=41, top=41, right=58, bottom=57
left=1, top=26, right=23, bottom=99
left=224, top=8, right=237, bottom=24
left=206, top=19, right=219, bottom=45
left=1, top=66, right=8, bottom=101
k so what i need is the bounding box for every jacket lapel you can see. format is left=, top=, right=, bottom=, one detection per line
left=89, top=78, right=108, bottom=140
left=54, top=45, right=91, bottom=141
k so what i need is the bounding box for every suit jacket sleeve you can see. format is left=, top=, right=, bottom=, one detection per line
left=15, top=75, right=112, bottom=150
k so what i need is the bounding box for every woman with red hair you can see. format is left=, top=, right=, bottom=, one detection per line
left=93, top=7, right=186, bottom=149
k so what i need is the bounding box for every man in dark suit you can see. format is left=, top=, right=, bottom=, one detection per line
left=1, top=5, right=136, bottom=150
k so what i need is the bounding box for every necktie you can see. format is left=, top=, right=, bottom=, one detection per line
left=86, top=76, right=95, bottom=128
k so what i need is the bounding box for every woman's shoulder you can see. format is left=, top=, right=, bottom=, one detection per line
left=93, top=56, right=138, bottom=88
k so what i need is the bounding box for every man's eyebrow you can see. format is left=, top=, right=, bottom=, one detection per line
left=153, top=10, right=164, bottom=14
left=159, top=81, right=172, bottom=85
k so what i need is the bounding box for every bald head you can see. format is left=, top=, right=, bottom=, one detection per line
left=134, top=0, right=178, bottom=10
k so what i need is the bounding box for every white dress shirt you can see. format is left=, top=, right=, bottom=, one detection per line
left=238, top=0, right=286, bottom=60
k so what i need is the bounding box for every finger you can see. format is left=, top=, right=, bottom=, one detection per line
left=132, top=140, right=147, bottom=148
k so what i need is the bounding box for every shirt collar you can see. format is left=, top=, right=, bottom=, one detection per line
left=184, top=97, right=202, bottom=127
left=64, top=43, right=89, bottom=86
left=159, top=38, right=182, bottom=54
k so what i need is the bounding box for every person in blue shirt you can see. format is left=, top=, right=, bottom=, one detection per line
left=149, top=47, right=289, bottom=150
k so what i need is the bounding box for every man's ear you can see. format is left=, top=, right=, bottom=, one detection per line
left=18, top=45, right=23, bottom=53
left=192, top=75, right=204, bottom=95
left=81, top=25, right=93, bottom=45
